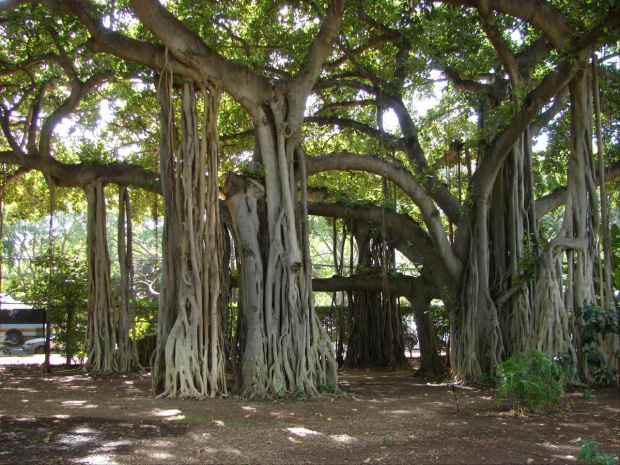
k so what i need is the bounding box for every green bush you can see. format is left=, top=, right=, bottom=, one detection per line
left=494, top=349, right=569, bottom=414
left=577, top=439, right=617, bottom=465
left=576, top=304, right=619, bottom=386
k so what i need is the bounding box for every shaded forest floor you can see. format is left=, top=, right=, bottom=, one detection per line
left=0, top=359, right=618, bottom=464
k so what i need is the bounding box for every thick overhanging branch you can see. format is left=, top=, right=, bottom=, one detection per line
left=291, top=0, right=346, bottom=96
left=0, top=150, right=160, bottom=193
left=129, top=0, right=272, bottom=106
left=308, top=201, right=431, bottom=263
left=305, top=152, right=462, bottom=280
left=45, top=0, right=208, bottom=84
left=307, top=201, right=454, bottom=290
left=313, top=273, right=440, bottom=301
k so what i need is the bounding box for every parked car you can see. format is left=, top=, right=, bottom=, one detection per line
left=22, top=337, right=55, bottom=354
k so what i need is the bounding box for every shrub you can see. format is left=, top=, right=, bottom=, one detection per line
left=494, top=349, right=569, bottom=414
left=577, top=439, right=617, bottom=465
left=576, top=304, right=619, bottom=386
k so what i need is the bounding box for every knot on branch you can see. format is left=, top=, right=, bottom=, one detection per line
left=281, top=122, right=294, bottom=138
left=292, top=262, right=302, bottom=274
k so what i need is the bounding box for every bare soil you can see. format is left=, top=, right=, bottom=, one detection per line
left=0, top=358, right=618, bottom=465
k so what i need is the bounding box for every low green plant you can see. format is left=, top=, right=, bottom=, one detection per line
left=494, top=349, right=569, bottom=414
left=582, top=388, right=594, bottom=403
left=320, top=381, right=339, bottom=394
left=577, top=439, right=617, bottom=465
left=178, top=415, right=201, bottom=425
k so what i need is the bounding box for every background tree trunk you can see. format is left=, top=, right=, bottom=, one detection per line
left=116, top=185, right=140, bottom=372
left=345, top=221, right=406, bottom=369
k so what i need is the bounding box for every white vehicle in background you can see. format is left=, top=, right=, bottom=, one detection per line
left=0, top=294, right=46, bottom=346
left=22, top=337, right=53, bottom=354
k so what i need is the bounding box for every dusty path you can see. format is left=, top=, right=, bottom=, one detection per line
left=0, top=362, right=618, bottom=464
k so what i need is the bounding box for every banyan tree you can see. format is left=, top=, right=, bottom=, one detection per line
left=0, top=0, right=618, bottom=396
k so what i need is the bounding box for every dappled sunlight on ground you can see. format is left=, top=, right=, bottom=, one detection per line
left=329, top=433, right=357, bottom=443
left=151, top=408, right=182, bottom=417
left=0, top=364, right=617, bottom=464
left=287, top=426, right=320, bottom=437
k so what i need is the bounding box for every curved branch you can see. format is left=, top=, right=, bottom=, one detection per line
left=24, top=77, right=62, bottom=154
left=305, top=153, right=462, bottom=281
left=308, top=201, right=430, bottom=260
left=39, top=72, right=112, bottom=157
left=0, top=166, right=32, bottom=197
left=308, top=201, right=453, bottom=288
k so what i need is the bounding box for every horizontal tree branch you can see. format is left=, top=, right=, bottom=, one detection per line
left=0, top=150, right=160, bottom=193
left=312, top=273, right=440, bottom=301
left=535, top=160, right=620, bottom=217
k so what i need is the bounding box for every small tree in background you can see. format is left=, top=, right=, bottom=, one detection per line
left=9, top=251, right=88, bottom=364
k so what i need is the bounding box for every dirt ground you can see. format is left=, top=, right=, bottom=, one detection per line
left=0, top=357, right=618, bottom=465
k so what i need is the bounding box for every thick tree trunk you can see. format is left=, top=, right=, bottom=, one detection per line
left=84, top=180, right=116, bottom=372
left=224, top=175, right=269, bottom=396
left=151, top=71, right=179, bottom=393
left=225, top=166, right=338, bottom=397
left=224, top=96, right=338, bottom=397
left=153, top=78, right=226, bottom=398
left=452, top=193, right=504, bottom=381
left=529, top=69, right=600, bottom=381
left=453, top=130, right=537, bottom=380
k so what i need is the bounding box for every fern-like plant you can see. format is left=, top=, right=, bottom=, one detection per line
left=494, top=349, right=569, bottom=414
